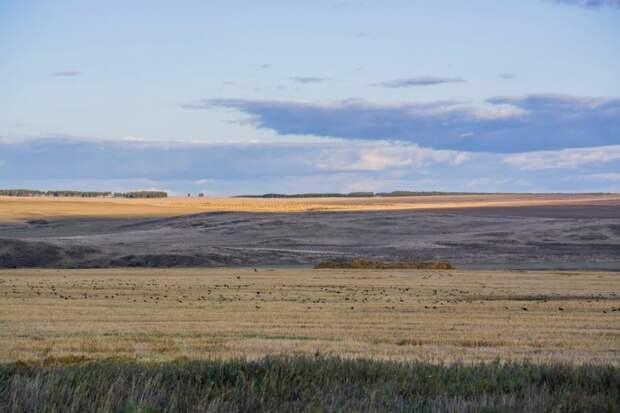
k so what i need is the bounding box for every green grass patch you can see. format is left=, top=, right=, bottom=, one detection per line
left=314, top=259, right=454, bottom=270
left=1, top=356, right=618, bottom=412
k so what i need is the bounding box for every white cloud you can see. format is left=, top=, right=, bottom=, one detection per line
left=471, top=105, right=526, bottom=120
left=315, top=142, right=470, bottom=172
left=451, top=152, right=470, bottom=165
left=504, top=145, right=620, bottom=170
left=578, top=173, right=620, bottom=182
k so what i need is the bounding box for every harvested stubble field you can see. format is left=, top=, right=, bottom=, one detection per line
left=1, top=268, right=618, bottom=365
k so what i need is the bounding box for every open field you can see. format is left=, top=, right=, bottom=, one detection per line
left=2, top=193, right=619, bottom=222
left=1, top=268, right=618, bottom=365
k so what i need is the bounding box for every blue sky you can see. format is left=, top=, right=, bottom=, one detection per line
left=1, top=0, right=619, bottom=194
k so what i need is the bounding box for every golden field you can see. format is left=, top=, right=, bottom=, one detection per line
left=2, top=193, right=620, bottom=222
left=1, top=268, right=618, bottom=365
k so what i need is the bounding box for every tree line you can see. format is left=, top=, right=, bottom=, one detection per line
left=235, top=191, right=492, bottom=198
left=0, top=189, right=167, bottom=198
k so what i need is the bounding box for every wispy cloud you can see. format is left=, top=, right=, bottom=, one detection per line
left=289, top=76, right=329, bottom=84
left=579, top=172, right=620, bottom=182
left=486, top=93, right=609, bottom=111
left=499, top=73, right=517, bottom=80
left=186, top=94, right=620, bottom=153
left=549, top=0, right=620, bottom=8
left=377, top=76, right=466, bottom=88
left=504, top=145, right=620, bottom=170
left=52, top=70, right=81, bottom=77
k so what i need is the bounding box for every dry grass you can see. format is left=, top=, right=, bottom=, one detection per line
left=1, top=193, right=619, bottom=222
left=1, top=268, right=618, bottom=365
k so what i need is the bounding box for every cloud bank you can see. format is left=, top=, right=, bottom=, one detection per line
left=0, top=137, right=468, bottom=181
left=2, top=137, right=619, bottom=195
left=184, top=94, right=620, bottom=153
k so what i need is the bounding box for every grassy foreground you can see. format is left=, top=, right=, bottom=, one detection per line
left=1, top=357, right=618, bottom=413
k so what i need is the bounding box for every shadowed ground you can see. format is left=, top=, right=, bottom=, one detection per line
left=1, top=203, right=619, bottom=269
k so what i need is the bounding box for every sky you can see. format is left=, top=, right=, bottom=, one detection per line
left=1, top=0, right=619, bottom=195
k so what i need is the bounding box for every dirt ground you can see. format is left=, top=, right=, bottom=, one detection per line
left=1, top=268, right=618, bottom=364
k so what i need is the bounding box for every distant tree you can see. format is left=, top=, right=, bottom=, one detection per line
left=0, top=189, right=46, bottom=197
left=116, top=191, right=168, bottom=198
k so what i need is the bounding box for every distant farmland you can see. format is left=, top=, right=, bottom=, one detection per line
left=1, top=193, right=619, bottom=222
